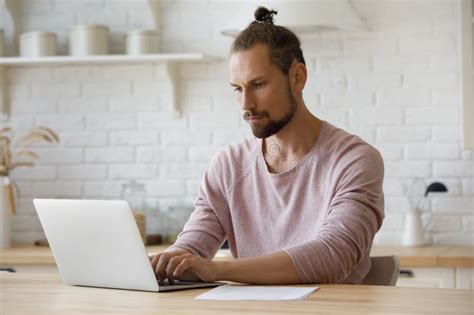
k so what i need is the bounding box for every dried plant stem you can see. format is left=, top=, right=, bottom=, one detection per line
left=0, top=125, right=59, bottom=175
left=9, top=162, right=35, bottom=171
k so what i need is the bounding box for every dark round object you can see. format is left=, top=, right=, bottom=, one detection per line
left=254, top=6, right=278, bottom=24
left=424, top=182, right=448, bottom=196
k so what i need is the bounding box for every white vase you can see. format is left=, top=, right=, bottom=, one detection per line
left=0, top=176, right=12, bottom=249
left=401, top=207, right=425, bottom=247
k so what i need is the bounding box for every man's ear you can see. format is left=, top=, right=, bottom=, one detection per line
left=290, top=62, right=307, bottom=94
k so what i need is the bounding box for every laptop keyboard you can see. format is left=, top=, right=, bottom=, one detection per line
left=158, top=279, right=202, bottom=286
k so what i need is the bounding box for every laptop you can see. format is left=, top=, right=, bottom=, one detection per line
left=33, top=198, right=225, bottom=292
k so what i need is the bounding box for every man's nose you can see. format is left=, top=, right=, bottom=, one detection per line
left=241, top=90, right=255, bottom=111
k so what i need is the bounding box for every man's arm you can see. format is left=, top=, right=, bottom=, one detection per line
left=150, top=151, right=230, bottom=283
left=283, top=146, right=385, bottom=284
left=216, top=250, right=301, bottom=284
left=151, top=249, right=301, bottom=284
left=163, top=152, right=229, bottom=259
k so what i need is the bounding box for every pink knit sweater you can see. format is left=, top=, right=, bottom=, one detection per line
left=167, top=121, right=385, bottom=284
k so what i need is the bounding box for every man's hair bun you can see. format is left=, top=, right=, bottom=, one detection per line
left=254, top=6, right=277, bottom=24
left=232, top=5, right=306, bottom=77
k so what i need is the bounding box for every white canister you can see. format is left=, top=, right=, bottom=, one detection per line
left=69, top=24, right=109, bottom=56
left=126, top=30, right=159, bottom=55
left=20, top=31, right=57, bottom=57
left=0, top=29, right=4, bottom=57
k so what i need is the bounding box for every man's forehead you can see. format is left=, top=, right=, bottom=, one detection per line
left=228, top=45, right=274, bottom=83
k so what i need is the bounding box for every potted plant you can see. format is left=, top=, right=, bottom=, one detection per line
left=0, top=126, right=59, bottom=249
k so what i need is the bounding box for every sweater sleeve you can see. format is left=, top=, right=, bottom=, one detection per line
left=165, top=153, right=228, bottom=259
left=283, top=146, right=385, bottom=284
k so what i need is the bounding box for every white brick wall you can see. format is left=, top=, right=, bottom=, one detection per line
left=58, top=165, right=107, bottom=180
left=3, top=0, right=473, bottom=246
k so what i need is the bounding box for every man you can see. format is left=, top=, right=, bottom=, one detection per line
left=150, top=7, right=384, bottom=285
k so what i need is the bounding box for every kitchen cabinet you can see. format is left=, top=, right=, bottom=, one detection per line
left=6, top=264, right=58, bottom=274
left=371, top=246, right=474, bottom=289
left=456, top=267, right=474, bottom=289
left=396, top=266, right=474, bottom=289
left=0, top=245, right=58, bottom=274
left=397, top=267, right=456, bottom=288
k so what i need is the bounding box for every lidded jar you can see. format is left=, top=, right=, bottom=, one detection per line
left=126, top=29, right=159, bottom=55
left=69, top=24, right=109, bottom=56
left=20, top=31, right=57, bottom=57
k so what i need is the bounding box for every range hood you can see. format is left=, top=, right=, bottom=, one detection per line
left=221, top=0, right=369, bottom=37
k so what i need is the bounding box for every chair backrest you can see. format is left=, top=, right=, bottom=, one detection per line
left=363, top=255, right=400, bottom=286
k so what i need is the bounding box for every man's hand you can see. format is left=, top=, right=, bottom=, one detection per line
left=150, top=250, right=219, bottom=284
left=150, top=249, right=301, bottom=285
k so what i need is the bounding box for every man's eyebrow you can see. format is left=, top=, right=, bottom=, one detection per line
left=229, top=76, right=268, bottom=87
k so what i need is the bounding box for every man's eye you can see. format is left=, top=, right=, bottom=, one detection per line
left=233, top=87, right=242, bottom=93
left=254, top=82, right=265, bottom=89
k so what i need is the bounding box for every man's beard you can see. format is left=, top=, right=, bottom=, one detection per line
left=244, top=85, right=297, bottom=139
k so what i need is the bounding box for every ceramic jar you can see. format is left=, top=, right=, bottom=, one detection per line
left=126, top=30, right=159, bottom=55
left=69, top=24, right=109, bottom=56
left=20, top=31, right=57, bottom=57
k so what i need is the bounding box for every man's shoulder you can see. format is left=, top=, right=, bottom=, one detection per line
left=210, top=136, right=259, bottom=170
left=323, top=122, right=383, bottom=166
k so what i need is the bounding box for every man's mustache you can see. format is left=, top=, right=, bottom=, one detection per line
left=243, top=110, right=269, bottom=120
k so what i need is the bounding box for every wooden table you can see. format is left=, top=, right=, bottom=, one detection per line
left=0, top=273, right=472, bottom=315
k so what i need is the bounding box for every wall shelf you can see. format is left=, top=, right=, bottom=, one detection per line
left=0, top=53, right=214, bottom=66
left=0, top=54, right=218, bottom=118
left=0, top=1, right=210, bottom=120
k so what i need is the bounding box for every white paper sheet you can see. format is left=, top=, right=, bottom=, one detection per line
left=195, top=285, right=319, bottom=301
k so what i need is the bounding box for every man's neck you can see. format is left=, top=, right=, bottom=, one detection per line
left=262, top=106, right=322, bottom=174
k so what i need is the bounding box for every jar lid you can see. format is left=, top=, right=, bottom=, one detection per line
left=20, top=31, right=57, bottom=39
left=127, top=29, right=158, bottom=36
left=71, top=24, right=109, bottom=31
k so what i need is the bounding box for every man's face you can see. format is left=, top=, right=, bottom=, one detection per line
left=229, top=44, right=297, bottom=139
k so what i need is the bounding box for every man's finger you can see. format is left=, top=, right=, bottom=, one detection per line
left=150, top=253, right=162, bottom=271
left=165, top=255, right=188, bottom=284
left=155, top=252, right=186, bottom=283
left=155, top=253, right=174, bottom=283
left=173, top=257, right=196, bottom=278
